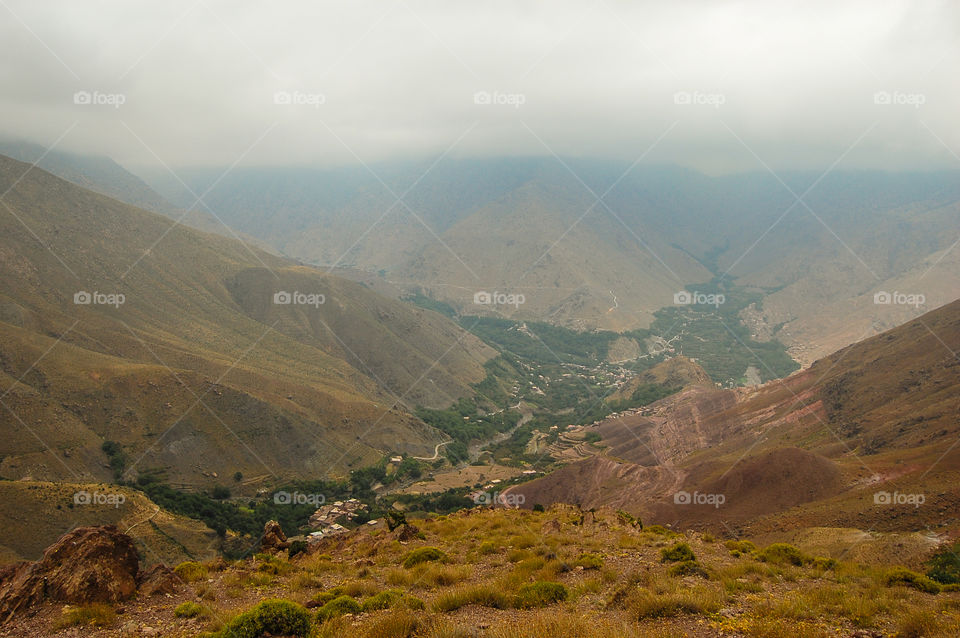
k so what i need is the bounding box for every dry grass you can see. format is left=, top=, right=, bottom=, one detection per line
left=144, top=506, right=960, bottom=638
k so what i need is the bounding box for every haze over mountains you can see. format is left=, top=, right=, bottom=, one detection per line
left=144, top=158, right=960, bottom=363
left=2, top=2, right=960, bottom=634
left=0, top=154, right=493, bottom=486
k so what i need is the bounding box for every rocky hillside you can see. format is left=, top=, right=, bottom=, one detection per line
left=509, top=299, right=960, bottom=535
left=0, top=154, right=494, bottom=487
left=1, top=508, right=959, bottom=637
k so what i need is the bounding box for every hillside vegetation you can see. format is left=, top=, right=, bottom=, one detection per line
left=10, top=506, right=960, bottom=637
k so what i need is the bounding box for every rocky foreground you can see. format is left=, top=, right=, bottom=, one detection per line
left=1, top=506, right=959, bottom=637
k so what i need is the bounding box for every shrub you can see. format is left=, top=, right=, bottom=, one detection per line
left=669, top=560, right=709, bottom=578
left=361, top=589, right=403, bottom=612
left=432, top=585, right=510, bottom=612
left=311, top=591, right=338, bottom=606
left=174, top=601, right=208, bottom=618
left=575, top=553, right=604, bottom=570
left=174, top=561, right=208, bottom=582
left=812, top=556, right=838, bottom=571
left=884, top=567, right=941, bottom=594
left=628, top=585, right=723, bottom=619
left=756, top=543, right=807, bottom=566
left=514, top=581, right=568, bottom=608
left=221, top=599, right=312, bottom=638
left=615, top=510, right=642, bottom=528
left=53, top=603, right=116, bottom=629
left=402, top=546, right=446, bottom=568
left=660, top=542, right=696, bottom=563
left=724, top=539, right=757, bottom=555
left=316, top=595, right=362, bottom=621
left=288, top=540, right=308, bottom=559
left=644, top=525, right=677, bottom=537
left=927, top=542, right=960, bottom=585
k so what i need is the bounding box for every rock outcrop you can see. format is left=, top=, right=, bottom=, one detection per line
left=0, top=525, right=140, bottom=623
left=260, top=520, right=289, bottom=553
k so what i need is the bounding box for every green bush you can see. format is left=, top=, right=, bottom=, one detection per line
left=361, top=589, right=403, bottom=612
left=53, top=603, right=116, bottom=629
left=756, top=543, right=807, bottom=566
left=575, top=553, right=604, bottom=570
left=288, top=540, right=308, bottom=559
left=221, top=600, right=312, bottom=638
left=669, top=560, right=709, bottom=578
left=514, top=581, right=568, bottom=608
left=927, top=543, right=960, bottom=585
left=660, top=542, right=696, bottom=563
left=724, top=539, right=757, bottom=555
left=360, top=589, right=425, bottom=612
left=432, top=585, right=509, bottom=612
left=401, top=546, right=447, bottom=569
left=812, top=556, right=838, bottom=571
left=174, top=601, right=208, bottom=618
left=174, top=561, right=208, bottom=582
left=310, top=591, right=337, bottom=606
left=884, top=567, right=941, bottom=594
left=316, top=595, right=362, bottom=621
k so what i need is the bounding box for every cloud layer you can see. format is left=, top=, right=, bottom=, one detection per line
left=1, top=0, right=957, bottom=173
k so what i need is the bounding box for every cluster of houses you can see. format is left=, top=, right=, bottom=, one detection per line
left=306, top=498, right=369, bottom=539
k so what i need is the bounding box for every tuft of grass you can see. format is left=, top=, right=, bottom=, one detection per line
left=432, top=584, right=510, bottom=612
left=174, top=560, right=208, bottom=582
left=174, top=601, right=209, bottom=618
left=53, top=603, right=116, bottom=629
left=402, top=546, right=447, bottom=569
left=669, top=560, right=709, bottom=578
left=626, top=582, right=724, bottom=619
left=724, top=539, right=757, bottom=556
left=514, top=581, right=569, bottom=608
left=575, top=553, right=604, bottom=570
left=755, top=543, right=808, bottom=566
left=419, top=563, right=472, bottom=587
left=884, top=567, right=942, bottom=594
left=660, top=542, right=696, bottom=563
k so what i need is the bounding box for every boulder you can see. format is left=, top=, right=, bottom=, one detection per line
left=137, top=563, right=182, bottom=597
left=260, top=520, right=289, bottom=552
left=392, top=523, right=421, bottom=542
left=0, top=525, right=140, bottom=623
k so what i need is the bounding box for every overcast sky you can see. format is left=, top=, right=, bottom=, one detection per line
left=0, top=0, right=957, bottom=174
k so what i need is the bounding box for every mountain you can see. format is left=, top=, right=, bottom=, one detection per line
left=0, top=154, right=494, bottom=487
left=0, top=141, right=176, bottom=215
left=506, top=298, right=960, bottom=535
left=148, top=159, right=960, bottom=362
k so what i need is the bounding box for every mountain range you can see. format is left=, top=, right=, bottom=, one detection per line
left=147, top=158, right=960, bottom=365
left=0, top=154, right=493, bottom=488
